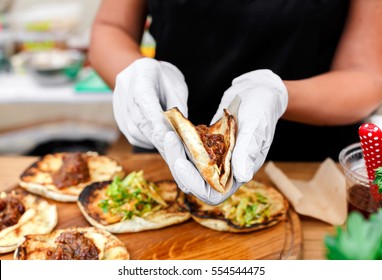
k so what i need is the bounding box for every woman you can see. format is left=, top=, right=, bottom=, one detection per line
left=89, top=0, right=382, bottom=204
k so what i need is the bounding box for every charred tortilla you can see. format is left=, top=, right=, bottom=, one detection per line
left=0, top=190, right=57, bottom=253
left=164, top=107, right=236, bottom=194
left=185, top=180, right=288, bottom=233
left=78, top=171, right=190, bottom=233
left=19, top=152, right=125, bottom=202
left=14, top=227, right=129, bottom=260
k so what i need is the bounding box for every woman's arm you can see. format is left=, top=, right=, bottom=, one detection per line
left=88, top=0, right=148, bottom=88
left=283, top=0, right=382, bottom=126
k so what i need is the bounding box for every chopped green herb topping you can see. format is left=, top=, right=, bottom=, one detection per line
left=98, top=170, right=167, bottom=220
left=373, top=167, right=382, bottom=193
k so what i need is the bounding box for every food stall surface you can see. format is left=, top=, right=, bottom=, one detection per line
left=0, top=154, right=334, bottom=260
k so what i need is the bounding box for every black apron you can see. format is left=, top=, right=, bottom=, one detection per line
left=147, top=0, right=359, bottom=161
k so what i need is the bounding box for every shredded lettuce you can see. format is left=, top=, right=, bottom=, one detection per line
left=98, top=170, right=167, bottom=220
left=222, top=185, right=271, bottom=227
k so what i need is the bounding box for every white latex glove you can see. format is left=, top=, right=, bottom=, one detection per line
left=164, top=69, right=288, bottom=205
left=113, top=58, right=188, bottom=156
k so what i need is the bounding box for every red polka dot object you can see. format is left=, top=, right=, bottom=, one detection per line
left=358, top=123, right=382, bottom=180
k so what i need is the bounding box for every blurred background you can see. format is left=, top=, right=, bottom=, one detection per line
left=0, top=0, right=155, bottom=157
left=1, top=0, right=381, bottom=159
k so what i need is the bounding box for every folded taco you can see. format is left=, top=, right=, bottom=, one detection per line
left=164, top=108, right=236, bottom=194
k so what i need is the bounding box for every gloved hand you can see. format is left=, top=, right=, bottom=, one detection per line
left=113, top=58, right=188, bottom=156
left=164, top=69, right=288, bottom=205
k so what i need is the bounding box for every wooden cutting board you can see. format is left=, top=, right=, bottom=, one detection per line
left=0, top=154, right=302, bottom=260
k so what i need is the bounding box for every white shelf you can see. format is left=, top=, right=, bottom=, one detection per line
left=0, top=73, right=112, bottom=103
left=0, top=73, right=118, bottom=154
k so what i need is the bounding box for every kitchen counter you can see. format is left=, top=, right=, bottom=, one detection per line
left=0, top=154, right=335, bottom=260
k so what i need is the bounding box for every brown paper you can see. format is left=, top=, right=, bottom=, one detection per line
left=264, top=158, right=347, bottom=225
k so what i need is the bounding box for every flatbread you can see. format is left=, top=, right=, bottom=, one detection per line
left=14, top=227, right=129, bottom=260
left=164, top=108, right=236, bottom=194
left=185, top=180, right=289, bottom=233
left=78, top=179, right=191, bottom=233
left=0, top=190, right=57, bottom=253
left=19, top=152, right=125, bottom=202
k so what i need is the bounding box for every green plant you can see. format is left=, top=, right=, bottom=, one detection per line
left=325, top=209, right=382, bottom=260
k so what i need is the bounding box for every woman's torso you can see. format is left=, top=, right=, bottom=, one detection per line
left=148, top=0, right=358, bottom=161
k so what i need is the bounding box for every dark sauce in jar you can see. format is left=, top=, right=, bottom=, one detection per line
left=348, top=184, right=380, bottom=217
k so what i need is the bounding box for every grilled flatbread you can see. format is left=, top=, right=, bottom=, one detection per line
left=185, top=180, right=288, bottom=233
left=78, top=171, right=190, bottom=233
left=164, top=107, right=236, bottom=194
left=14, top=227, right=129, bottom=260
left=19, top=152, right=125, bottom=202
left=0, top=190, right=57, bottom=253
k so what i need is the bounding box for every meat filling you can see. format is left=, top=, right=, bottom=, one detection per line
left=52, top=153, right=91, bottom=189
left=46, top=231, right=99, bottom=260
left=0, top=196, right=25, bottom=230
left=196, top=125, right=226, bottom=167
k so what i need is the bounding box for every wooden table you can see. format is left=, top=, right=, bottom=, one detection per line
left=0, top=155, right=335, bottom=260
